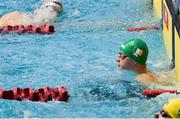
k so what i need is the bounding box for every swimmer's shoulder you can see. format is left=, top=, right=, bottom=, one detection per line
left=136, top=70, right=177, bottom=86
left=1, top=11, right=22, bottom=17
left=0, top=11, right=22, bottom=22
left=0, top=11, right=33, bottom=26
left=136, top=71, right=159, bottom=84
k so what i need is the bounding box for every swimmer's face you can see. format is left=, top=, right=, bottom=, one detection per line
left=116, top=53, right=135, bottom=70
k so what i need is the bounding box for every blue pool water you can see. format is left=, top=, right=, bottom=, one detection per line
left=0, top=0, right=176, bottom=118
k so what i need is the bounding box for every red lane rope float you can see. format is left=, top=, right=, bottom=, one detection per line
left=142, top=90, right=177, bottom=97
left=0, top=86, right=69, bottom=102
left=0, top=24, right=55, bottom=34
left=127, top=25, right=159, bottom=32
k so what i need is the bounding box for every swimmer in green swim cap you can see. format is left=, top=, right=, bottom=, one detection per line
left=116, top=38, right=175, bottom=85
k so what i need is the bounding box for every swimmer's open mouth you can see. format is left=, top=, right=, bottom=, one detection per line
left=53, top=1, right=63, bottom=8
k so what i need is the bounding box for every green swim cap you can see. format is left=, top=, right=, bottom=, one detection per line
left=119, top=38, right=148, bottom=64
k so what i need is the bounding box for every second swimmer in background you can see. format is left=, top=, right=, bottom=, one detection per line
left=0, top=0, right=63, bottom=27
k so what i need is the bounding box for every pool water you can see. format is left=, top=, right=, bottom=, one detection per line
left=0, top=0, right=176, bottom=118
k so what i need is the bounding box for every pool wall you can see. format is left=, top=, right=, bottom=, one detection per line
left=153, top=0, right=180, bottom=80
left=153, top=0, right=162, bottom=18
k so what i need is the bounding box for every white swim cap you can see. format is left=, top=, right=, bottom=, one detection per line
left=42, top=0, right=63, bottom=13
